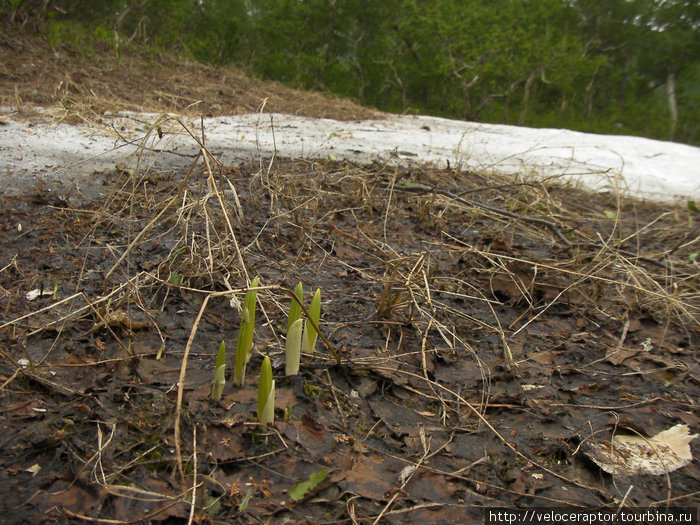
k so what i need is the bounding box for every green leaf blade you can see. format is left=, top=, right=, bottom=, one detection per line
left=289, top=468, right=329, bottom=501
left=242, top=277, right=261, bottom=360
left=211, top=364, right=226, bottom=401
left=302, top=288, right=321, bottom=354
left=289, top=481, right=310, bottom=501
left=257, top=355, right=273, bottom=429
left=212, top=341, right=227, bottom=400
left=215, top=341, right=226, bottom=368
left=233, top=277, right=260, bottom=386
left=287, top=282, right=303, bottom=332
left=285, top=318, right=303, bottom=376
left=308, top=468, right=328, bottom=489
left=260, top=380, right=275, bottom=430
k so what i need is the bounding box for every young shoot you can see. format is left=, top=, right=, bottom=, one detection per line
left=285, top=318, right=303, bottom=376
left=287, top=282, right=303, bottom=332
left=233, top=276, right=261, bottom=386
left=257, top=355, right=275, bottom=430
left=302, top=288, right=321, bottom=354
left=211, top=341, right=226, bottom=401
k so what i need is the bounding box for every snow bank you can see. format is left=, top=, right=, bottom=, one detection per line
left=1, top=109, right=698, bottom=202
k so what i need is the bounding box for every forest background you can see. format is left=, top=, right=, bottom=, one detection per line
left=3, top=0, right=699, bottom=146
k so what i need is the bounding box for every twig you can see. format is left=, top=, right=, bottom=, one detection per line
left=187, top=426, right=197, bottom=525
left=174, top=293, right=212, bottom=485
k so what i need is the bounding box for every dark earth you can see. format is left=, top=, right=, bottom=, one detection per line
left=1, top=24, right=698, bottom=524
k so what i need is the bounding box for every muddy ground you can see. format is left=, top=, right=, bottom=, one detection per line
left=1, top=24, right=698, bottom=524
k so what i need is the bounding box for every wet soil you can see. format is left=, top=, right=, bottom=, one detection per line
left=0, top=23, right=698, bottom=525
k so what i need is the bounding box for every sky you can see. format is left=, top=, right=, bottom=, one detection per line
left=1, top=109, right=698, bottom=202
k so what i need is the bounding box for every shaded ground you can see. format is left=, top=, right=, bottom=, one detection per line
left=0, top=24, right=699, bottom=524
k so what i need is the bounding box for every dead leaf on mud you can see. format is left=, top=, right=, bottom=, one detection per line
left=111, top=476, right=189, bottom=521
left=341, top=454, right=399, bottom=500
left=43, top=480, right=100, bottom=518
left=279, top=413, right=335, bottom=460
left=334, top=244, right=363, bottom=261
left=604, top=345, right=642, bottom=366
left=406, top=472, right=460, bottom=503
left=135, top=357, right=181, bottom=385
left=369, top=397, right=432, bottom=431
left=200, top=424, right=246, bottom=461
left=584, top=424, right=698, bottom=476
left=528, top=349, right=559, bottom=365
left=504, top=466, right=551, bottom=498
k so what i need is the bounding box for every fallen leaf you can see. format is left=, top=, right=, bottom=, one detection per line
left=341, top=454, right=397, bottom=500
left=584, top=424, right=698, bottom=476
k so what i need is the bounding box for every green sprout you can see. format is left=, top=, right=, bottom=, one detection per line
left=257, top=355, right=275, bottom=430
left=238, top=486, right=253, bottom=512
left=211, top=341, right=226, bottom=401
left=285, top=318, right=303, bottom=376
left=302, top=288, right=321, bottom=354
left=156, top=338, right=166, bottom=360
left=285, top=282, right=305, bottom=376
left=287, top=282, right=303, bottom=332
left=233, top=277, right=261, bottom=386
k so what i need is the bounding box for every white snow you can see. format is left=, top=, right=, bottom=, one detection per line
left=1, top=108, right=698, bottom=202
